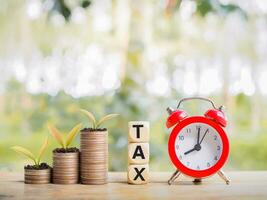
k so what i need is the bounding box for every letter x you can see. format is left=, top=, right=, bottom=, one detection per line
left=133, top=167, right=145, bottom=181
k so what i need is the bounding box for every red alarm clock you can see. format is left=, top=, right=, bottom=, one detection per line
left=166, top=97, right=230, bottom=185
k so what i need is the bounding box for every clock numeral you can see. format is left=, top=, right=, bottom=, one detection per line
left=197, top=165, right=200, bottom=170
left=176, top=145, right=179, bottom=150
left=214, top=156, right=218, bottom=161
left=214, top=135, right=217, bottom=140
left=207, top=162, right=210, bottom=167
left=179, top=155, right=182, bottom=160
left=178, top=135, right=184, bottom=141
left=217, top=145, right=221, bottom=151
left=186, top=128, right=191, bottom=133
left=186, top=162, right=190, bottom=166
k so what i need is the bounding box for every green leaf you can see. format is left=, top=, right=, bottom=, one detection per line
left=37, top=136, right=49, bottom=165
left=66, top=123, right=82, bottom=148
left=11, top=146, right=37, bottom=165
left=96, top=114, right=119, bottom=128
left=47, top=123, right=65, bottom=148
left=80, top=109, right=96, bottom=128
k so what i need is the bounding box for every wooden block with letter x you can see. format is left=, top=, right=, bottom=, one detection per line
left=127, top=164, right=149, bottom=184
left=128, top=121, right=149, bottom=143
left=128, top=143, right=149, bottom=164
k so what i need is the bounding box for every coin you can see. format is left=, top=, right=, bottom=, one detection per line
left=52, top=151, right=79, bottom=185
left=52, top=179, right=78, bottom=184
left=80, top=130, right=108, bottom=184
left=24, top=169, right=51, bottom=184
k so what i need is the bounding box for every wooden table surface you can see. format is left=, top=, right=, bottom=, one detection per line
left=0, top=171, right=267, bottom=200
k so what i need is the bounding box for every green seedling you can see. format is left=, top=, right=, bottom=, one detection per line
left=47, top=123, right=82, bottom=149
left=11, top=136, right=49, bottom=166
left=80, top=109, right=119, bottom=129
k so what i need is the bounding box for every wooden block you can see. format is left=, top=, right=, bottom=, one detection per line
left=127, top=164, right=149, bottom=184
left=128, top=121, right=149, bottom=143
left=128, top=143, right=149, bottom=164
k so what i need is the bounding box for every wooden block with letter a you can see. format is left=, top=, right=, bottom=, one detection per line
left=128, top=143, right=149, bottom=164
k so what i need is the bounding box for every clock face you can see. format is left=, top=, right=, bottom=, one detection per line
left=175, top=122, right=223, bottom=171
left=168, top=116, right=229, bottom=178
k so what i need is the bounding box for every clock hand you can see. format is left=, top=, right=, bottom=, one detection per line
left=184, top=127, right=203, bottom=155
left=199, top=129, right=209, bottom=145
left=184, top=144, right=201, bottom=155
left=184, top=147, right=196, bottom=155
left=197, top=127, right=200, bottom=145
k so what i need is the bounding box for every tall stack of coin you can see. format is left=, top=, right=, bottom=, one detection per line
left=52, top=152, right=79, bottom=184
left=24, top=168, right=51, bottom=184
left=80, top=130, right=108, bottom=184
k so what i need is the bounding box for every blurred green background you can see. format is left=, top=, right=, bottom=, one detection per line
left=1, top=0, right=267, bottom=172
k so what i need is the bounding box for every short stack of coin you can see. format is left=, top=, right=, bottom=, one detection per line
left=52, top=152, right=79, bottom=184
left=80, top=130, right=108, bottom=184
left=24, top=168, right=51, bottom=184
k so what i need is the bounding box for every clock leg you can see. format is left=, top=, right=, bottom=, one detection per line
left=217, top=170, right=230, bottom=185
left=168, top=170, right=181, bottom=185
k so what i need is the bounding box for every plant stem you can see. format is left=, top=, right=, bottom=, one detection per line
left=33, top=159, right=38, bottom=166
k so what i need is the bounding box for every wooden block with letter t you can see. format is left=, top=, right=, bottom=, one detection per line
left=127, top=164, right=149, bottom=184
left=128, top=143, right=149, bottom=164
left=128, top=121, right=149, bottom=143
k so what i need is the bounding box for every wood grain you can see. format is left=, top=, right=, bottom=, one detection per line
left=0, top=172, right=267, bottom=200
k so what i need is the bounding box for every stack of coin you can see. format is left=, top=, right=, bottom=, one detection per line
left=24, top=168, right=51, bottom=184
left=52, top=152, right=79, bottom=184
left=80, top=130, right=108, bottom=184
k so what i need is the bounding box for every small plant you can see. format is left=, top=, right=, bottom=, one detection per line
left=80, top=109, right=119, bottom=129
left=47, top=123, right=82, bottom=149
left=11, top=136, right=49, bottom=166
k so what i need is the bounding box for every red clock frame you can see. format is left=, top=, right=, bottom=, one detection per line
left=168, top=116, right=229, bottom=178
